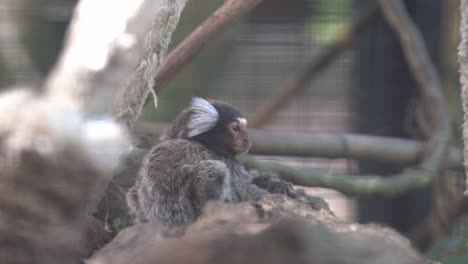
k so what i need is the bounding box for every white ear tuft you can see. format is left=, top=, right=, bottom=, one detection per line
left=187, top=97, right=219, bottom=138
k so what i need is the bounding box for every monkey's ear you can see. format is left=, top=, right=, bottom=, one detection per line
left=187, top=97, right=219, bottom=138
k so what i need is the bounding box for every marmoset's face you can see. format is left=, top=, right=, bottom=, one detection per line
left=228, top=117, right=250, bottom=154
left=190, top=99, right=251, bottom=156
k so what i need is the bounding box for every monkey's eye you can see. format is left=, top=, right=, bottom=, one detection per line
left=231, top=124, right=240, bottom=133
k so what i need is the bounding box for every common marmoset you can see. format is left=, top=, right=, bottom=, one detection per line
left=127, top=98, right=295, bottom=227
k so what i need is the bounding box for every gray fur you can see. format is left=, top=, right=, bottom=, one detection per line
left=127, top=139, right=271, bottom=226
left=127, top=100, right=294, bottom=227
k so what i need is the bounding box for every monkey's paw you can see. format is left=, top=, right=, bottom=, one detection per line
left=271, top=180, right=297, bottom=199
left=252, top=175, right=297, bottom=199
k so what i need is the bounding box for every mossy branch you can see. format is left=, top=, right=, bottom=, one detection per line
left=240, top=155, right=433, bottom=196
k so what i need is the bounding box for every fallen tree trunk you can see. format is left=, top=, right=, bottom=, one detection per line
left=87, top=196, right=438, bottom=264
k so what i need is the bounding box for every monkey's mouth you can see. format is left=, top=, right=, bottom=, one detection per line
left=232, top=142, right=251, bottom=154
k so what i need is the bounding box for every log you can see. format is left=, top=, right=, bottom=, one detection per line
left=87, top=196, right=437, bottom=264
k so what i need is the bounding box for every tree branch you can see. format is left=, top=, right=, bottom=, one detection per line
left=240, top=155, right=431, bottom=196
left=151, top=0, right=264, bottom=95
left=250, top=4, right=379, bottom=128
left=133, top=121, right=462, bottom=170
left=371, top=0, right=451, bottom=189
left=251, top=130, right=462, bottom=170
left=410, top=190, right=468, bottom=250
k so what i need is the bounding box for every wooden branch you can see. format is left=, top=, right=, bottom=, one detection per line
left=459, top=0, right=468, bottom=195
left=240, top=155, right=433, bottom=196
left=251, top=130, right=462, bottom=170
left=151, top=0, right=264, bottom=96
left=133, top=121, right=462, bottom=170
left=373, top=0, right=452, bottom=188
left=45, top=0, right=182, bottom=116
left=250, top=5, right=379, bottom=128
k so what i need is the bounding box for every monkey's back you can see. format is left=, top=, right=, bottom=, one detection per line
left=128, top=139, right=220, bottom=226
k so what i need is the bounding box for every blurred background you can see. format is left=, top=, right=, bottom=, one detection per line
left=0, top=0, right=466, bottom=262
